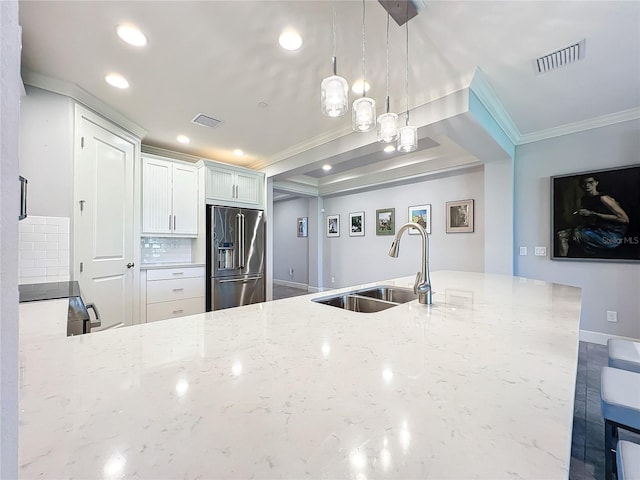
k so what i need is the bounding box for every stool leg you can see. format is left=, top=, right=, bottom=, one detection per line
left=605, top=420, right=615, bottom=480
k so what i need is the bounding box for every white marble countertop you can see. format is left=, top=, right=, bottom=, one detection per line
left=18, top=271, right=582, bottom=479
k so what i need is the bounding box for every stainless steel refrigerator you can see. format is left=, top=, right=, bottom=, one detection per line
left=206, top=205, right=265, bottom=311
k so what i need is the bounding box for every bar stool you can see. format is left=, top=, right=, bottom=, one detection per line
left=616, top=440, right=640, bottom=480
left=601, top=367, right=640, bottom=480
left=608, top=339, right=640, bottom=374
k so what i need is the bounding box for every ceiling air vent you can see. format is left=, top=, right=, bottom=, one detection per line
left=534, top=39, right=586, bottom=75
left=191, top=113, right=222, bottom=129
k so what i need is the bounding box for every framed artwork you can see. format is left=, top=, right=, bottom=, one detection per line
left=376, top=208, right=395, bottom=235
left=326, top=214, right=340, bottom=237
left=551, top=165, right=640, bottom=262
left=445, top=199, right=474, bottom=233
left=297, top=217, right=308, bottom=238
left=349, top=211, right=365, bottom=237
left=408, top=204, right=432, bottom=234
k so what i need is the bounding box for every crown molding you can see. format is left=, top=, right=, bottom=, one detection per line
left=273, top=179, right=319, bottom=197
left=141, top=144, right=201, bottom=163
left=469, top=68, right=521, bottom=145
left=517, top=108, right=640, bottom=145
left=21, top=68, right=147, bottom=139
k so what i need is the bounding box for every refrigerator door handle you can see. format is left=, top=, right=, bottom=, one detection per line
left=238, top=213, right=246, bottom=268
left=217, top=276, right=262, bottom=284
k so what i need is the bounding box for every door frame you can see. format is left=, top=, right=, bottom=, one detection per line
left=73, top=104, right=142, bottom=325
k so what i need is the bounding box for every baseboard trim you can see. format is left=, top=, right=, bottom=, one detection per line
left=579, top=329, right=640, bottom=345
left=273, top=279, right=308, bottom=290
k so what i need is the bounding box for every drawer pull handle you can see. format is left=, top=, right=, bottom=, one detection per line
left=172, top=309, right=184, bottom=314
left=172, top=288, right=184, bottom=292
left=172, top=272, right=184, bottom=276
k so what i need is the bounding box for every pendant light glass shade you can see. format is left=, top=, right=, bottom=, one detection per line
left=397, top=6, right=417, bottom=153
left=352, top=0, right=375, bottom=133
left=397, top=125, right=417, bottom=152
left=321, top=69, right=348, bottom=117
left=352, top=97, right=376, bottom=132
left=377, top=112, right=398, bottom=142
left=321, top=4, right=348, bottom=117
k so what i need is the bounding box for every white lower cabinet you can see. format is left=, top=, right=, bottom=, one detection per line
left=145, top=266, right=205, bottom=322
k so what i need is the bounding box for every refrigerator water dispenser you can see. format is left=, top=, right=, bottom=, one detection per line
left=218, top=243, right=235, bottom=270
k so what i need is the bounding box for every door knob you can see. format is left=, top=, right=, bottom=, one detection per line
left=126, top=262, right=135, bottom=269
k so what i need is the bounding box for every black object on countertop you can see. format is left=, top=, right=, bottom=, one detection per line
left=19, top=281, right=82, bottom=303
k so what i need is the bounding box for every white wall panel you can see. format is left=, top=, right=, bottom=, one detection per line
left=514, top=119, right=640, bottom=339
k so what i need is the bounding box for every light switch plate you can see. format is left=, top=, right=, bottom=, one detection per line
left=519, top=246, right=528, bottom=256
left=534, top=246, right=547, bottom=256
left=607, top=311, right=618, bottom=323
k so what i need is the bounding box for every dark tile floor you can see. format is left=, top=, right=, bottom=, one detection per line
left=271, top=284, right=610, bottom=480
left=570, top=342, right=607, bottom=480
left=272, top=284, right=309, bottom=300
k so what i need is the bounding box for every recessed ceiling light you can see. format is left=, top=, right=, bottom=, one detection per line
left=116, top=24, right=148, bottom=47
left=104, top=73, right=130, bottom=89
left=176, top=135, right=190, bottom=144
left=278, top=30, right=303, bottom=51
left=322, top=164, right=332, bottom=171
left=384, top=145, right=396, bottom=153
left=352, top=80, right=371, bottom=95
left=233, top=149, right=244, bottom=157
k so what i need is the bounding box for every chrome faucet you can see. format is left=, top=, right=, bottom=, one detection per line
left=388, top=222, right=432, bottom=305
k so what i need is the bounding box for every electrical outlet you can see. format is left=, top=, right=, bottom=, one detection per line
left=534, top=246, right=547, bottom=256
left=519, top=246, right=528, bottom=256
left=331, top=276, right=335, bottom=284
left=606, top=311, right=618, bottom=323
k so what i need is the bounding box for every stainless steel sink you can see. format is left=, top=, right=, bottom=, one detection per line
left=312, top=285, right=417, bottom=313
left=355, top=286, right=418, bottom=304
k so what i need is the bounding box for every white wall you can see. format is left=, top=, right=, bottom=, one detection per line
left=321, top=166, right=485, bottom=288
left=0, top=0, right=20, bottom=476
left=273, top=197, right=309, bottom=286
left=514, top=119, right=640, bottom=340
left=19, top=86, right=74, bottom=219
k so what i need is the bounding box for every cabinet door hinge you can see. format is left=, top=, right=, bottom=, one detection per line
left=80, top=137, right=84, bottom=149
left=80, top=262, right=83, bottom=273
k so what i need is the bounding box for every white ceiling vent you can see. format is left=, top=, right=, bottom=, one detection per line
left=191, top=113, right=222, bottom=129
left=534, top=39, right=586, bottom=75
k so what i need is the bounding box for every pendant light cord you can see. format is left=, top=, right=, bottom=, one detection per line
left=405, top=6, right=410, bottom=126
left=331, top=1, right=337, bottom=75
left=385, top=11, right=390, bottom=113
left=361, top=0, right=366, bottom=98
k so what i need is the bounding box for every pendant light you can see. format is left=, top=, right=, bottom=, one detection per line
left=352, top=0, right=376, bottom=132
left=377, top=12, right=398, bottom=143
left=321, top=1, right=348, bottom=117
left=397, top=9, right=417, bottom=152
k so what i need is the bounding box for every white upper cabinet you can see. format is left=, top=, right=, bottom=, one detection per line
left=142, top=155, right=198, bottom=236
left=204, top=162, right=264, bottom=208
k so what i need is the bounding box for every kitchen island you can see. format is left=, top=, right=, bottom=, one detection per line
left=19, top=271, right=581, bottom=479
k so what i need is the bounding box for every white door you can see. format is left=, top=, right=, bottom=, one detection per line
left=171, top=163, right=198, bottom=235
left=75, top=112, right=137, bottom=331
left=235, top=171, right=261, bottom=205
left=142, top=158, right=172, bottom=234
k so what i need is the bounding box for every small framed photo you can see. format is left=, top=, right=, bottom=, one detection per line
left=326, top=214, right=340, bottom=237
left=297, top=217, right=308, bottom=237
left=376, top=208, right=395, bottom=235
left=349, top=211, right=365, bottom=237
left=408, top=204, right=432, bottom=234
left=446, top=199, right=474, bottom=233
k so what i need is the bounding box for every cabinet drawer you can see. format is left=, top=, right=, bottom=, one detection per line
left=146, top=297, right=204, bottom=323
left=147, top=277, right=204, bottom=303
left=147, top=266, right=205, bottom=281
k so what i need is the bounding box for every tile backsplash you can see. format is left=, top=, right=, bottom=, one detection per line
left=141, top=237, right=192, bottom=264
left=19, top=216, right=70, bottom=284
